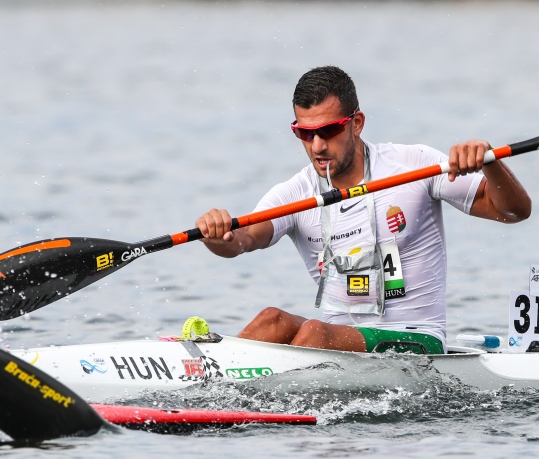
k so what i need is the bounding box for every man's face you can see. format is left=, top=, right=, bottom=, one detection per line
left=293, top=95, right=364, bottom=184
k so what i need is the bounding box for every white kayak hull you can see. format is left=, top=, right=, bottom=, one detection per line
left=10, top=335, right=539, bottom=402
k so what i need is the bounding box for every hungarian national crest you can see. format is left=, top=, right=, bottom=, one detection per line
left=386, top=206, right=406, bottom=233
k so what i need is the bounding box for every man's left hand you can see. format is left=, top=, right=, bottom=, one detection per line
left=448, top=139, right=492, bottom=182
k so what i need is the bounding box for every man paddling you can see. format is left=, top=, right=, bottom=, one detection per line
left=196, top=66, right=531, bottom=354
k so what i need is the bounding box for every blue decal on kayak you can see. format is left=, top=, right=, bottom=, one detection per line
left=80, top=359, right=108, bottom=374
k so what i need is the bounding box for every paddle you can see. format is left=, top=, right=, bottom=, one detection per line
left=0, top=136, right=537, bottom=320
left=0, top=348, right=316, bottom=442
left=0, top=347, right=104, bottom=441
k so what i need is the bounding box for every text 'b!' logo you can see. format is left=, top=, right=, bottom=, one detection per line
left=96, top=252, right=114, bottom=271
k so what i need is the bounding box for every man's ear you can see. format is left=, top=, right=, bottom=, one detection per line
left=353, top=111, right=365, bottom=136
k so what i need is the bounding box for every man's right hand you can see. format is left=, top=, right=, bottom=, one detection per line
left=195, top=209, right=274, bottom=258
left=196, top=208, right=235, bottom=244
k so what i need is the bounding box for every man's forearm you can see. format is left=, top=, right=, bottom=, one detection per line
left=482, top=160, right=531, bottom=222
left=201, top=237, right=246, bottom=258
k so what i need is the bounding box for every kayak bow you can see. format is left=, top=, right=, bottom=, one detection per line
left=0, top=348, right=315, bottom=442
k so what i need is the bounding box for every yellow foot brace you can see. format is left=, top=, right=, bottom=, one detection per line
left=182, top=316, right=210, bottom=339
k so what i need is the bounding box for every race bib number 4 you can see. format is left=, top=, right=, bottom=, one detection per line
left=508, top=290, right=539, bottom=353
left=381, top=242, right=405, bottom=299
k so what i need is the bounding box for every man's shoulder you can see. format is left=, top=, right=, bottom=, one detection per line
left=263, top=164, right=318, bottom=202
left=367, top=141, right=447, bottom=168
left=368, top=140, right=441, bottom=155
left=278, top=164, right=318, bottom=190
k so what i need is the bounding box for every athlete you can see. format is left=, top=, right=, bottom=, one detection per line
left=195, top=66, right=531, bottom=354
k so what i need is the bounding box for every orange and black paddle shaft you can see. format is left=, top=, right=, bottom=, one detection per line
left=0, top=136, right=537, bottom=320
left=170, top=136, right=539, bottom=246
left=504, top=136, right=539, bottom=156
left=348, top=136, right=539, bottom=195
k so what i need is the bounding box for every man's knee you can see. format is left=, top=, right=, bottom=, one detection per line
left=238, top=307, right=306, bottom=344
left=291, top=321, right=366, bottom=352
left=299, top=319, right=325, bottom=333
left=252, top=307, right=286, bottom=325
left=292, top=320, right=327, bottom=346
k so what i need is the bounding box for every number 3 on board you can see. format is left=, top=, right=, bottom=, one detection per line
left=508, top=291, right=539, bottom=353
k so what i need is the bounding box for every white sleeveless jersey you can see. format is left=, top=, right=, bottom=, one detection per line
left=253, top=141, right=483, bottom=346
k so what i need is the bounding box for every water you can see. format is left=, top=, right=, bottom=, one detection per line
left=1, top=0, right=539, bottom=456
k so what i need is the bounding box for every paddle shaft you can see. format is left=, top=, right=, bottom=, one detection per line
left=0, top=136, right=537, bottom=320
left=168, top=136, right=539, bottom=247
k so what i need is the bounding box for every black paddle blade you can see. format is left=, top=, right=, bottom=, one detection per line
left=0, top=236, right=172, bottom=320
left=0, top=348, right=104, bottom=441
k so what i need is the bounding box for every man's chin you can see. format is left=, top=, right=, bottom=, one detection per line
left=312, top=162, right=329, bottom=177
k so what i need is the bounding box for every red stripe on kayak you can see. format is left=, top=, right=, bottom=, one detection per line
left=91, top=404, right=316, bottom=425
left=0, top=239, right=72, bottom=261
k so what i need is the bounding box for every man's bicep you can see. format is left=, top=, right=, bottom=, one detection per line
left=432, top=172, right=483, bottom=214
left=469, top=177, right=523, bottom=223
left=469, top=178, right=491, bottom=219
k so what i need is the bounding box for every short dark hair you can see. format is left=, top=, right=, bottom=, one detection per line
left=292, top=66, right=359, bottom=116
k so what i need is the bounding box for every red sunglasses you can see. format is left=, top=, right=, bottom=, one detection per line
left=291, top=107, right=359, bottom=142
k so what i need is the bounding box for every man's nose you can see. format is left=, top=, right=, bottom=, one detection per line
left=311, top=134, right=327, bottom=155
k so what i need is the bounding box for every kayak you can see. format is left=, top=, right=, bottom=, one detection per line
left=10, top=333, right=539, bottom=403
left=0, top=348, right=315, bottom=442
